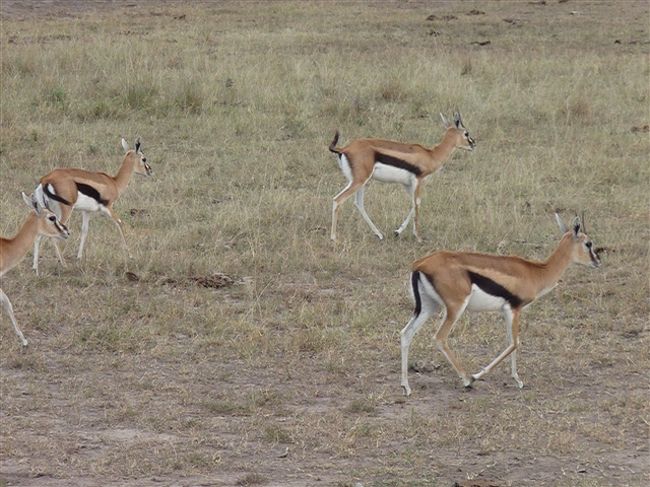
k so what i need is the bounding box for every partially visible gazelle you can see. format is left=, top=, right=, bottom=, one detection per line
left=32, top=137, right=152, bottom=274
left=328, top=112, right=475, bottom=242
left=400, top=213, right=601, bottom=396
left=1, top=193, right=70, bottom=346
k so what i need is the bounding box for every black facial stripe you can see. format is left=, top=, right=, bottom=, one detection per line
left=467, top=271, right=524, bottom=309
left=375, top=152, right=422, bottom=176
left=76, top=182, right=109, bottom=206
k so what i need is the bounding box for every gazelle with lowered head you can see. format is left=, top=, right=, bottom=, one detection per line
left=400, top=213, right=601, bottom=396
left=31, top=137, right=152, bottom=274
left=1, top=193, right=70, bottom=346
left=328, top=112, right=475, bottom=242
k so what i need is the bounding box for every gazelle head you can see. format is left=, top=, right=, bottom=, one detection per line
left=440, top=111, right=476, bottom=151
left=554, top=213, right=601, bottom=268
left=122, top=136, right=152, bottom=177
left=22, top=192, right=70, bottom=240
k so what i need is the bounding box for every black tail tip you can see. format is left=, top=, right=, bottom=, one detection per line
left=329, top=130, right=340, bottom=153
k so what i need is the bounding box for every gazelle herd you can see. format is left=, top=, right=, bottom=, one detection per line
left=1, top=114, right=602, bottom=397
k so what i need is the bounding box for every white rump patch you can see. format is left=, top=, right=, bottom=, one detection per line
left=338, top=154, right=353, bottom=182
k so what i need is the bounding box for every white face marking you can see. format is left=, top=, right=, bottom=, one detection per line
left=466, top=284, right=507, bottom=312
left=372, top=163, right=416, bottom=186
left=338, top=154, right=353, bottom=182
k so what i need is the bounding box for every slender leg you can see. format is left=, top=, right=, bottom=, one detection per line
left=77, top=211, right=90, bottom=260
left=105, top=207, right=131, bottom=259
left=503, top=307, right=524, bottom=388
left=434, top=297, right=473, bottom=387
left=411, top=180, right=423, bottom=242
left=32, top=235, right=42, bottom=275
left=51, top=240, right=66, bottom=267
left=0, top=289, right=28, bottom=347
left=400, top=295, right=438, bottom=396
left=331, top=181, right=364, bottom=241
left=395, top=181, right=416, bottom=238
left=472, top=308, right=522, bottom=386
left=354, top=186, right=384, bottom=240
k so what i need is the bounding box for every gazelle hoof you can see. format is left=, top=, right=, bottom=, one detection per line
left=401, top=384, right=412, bottom=397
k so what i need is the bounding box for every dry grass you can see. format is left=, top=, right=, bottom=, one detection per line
left=1, top=1, right=649, bottom=486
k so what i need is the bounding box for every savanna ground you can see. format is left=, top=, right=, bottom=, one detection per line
left=1, top=1, right=649, bottom=486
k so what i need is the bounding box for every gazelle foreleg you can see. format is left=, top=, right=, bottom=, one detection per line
left=105, top=206, right=131, bottom=259
left=472, top=307, right=522, bottom=386
left=354, top=186, right=384, bottom=240
left=77, top=211, right=91, bottom=260
left=0, top=289, right=28, bottom=347
left=394, top=178, right=421, bottom=240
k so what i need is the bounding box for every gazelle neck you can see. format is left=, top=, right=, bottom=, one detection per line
left=1, top=213, right=40, bottom=274
left=113, top=152, right=137, bottom=195
left=427, top=129, right=458, bottom=171
left=534, top=233, right=575, bottom=293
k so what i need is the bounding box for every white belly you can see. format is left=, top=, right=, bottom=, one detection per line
left=74, top=192, right=103, bottom=212
left=466, top=284, right=507, bottom=312
left=372, top=163, right=416, bottom=186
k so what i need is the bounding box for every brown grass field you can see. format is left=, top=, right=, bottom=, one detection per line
left=1, top=1, right=648, bottom=486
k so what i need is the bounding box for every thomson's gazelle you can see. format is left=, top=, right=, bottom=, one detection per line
left=328, top=112, right=475, bottom=242
left=400, top=214, right=601, bottom=396
left=1, top=193, right=70, bottom=346
left=32, top=137, right=152, bottom=273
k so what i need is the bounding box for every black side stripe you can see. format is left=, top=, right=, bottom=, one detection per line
left=43, top=184, right=73, bottom=206
left=411, top=271, right=422, bottom=317
left=375, top=152, right=422, bottom=176
left=76, top=182, right=109, bottom=206
left=467, top=271, right=523, bottom=309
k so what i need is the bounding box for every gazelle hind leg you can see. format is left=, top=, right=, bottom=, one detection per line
left=331, top=181, right=364, bottom=241
left=354, top=186, right=384, bottom=240
left=400, top=295, right=438, bottom=396
left=434, top=297, right=473, bottom=387
left=472, top=307, right=521, bottom=386
left=0, top=289, right=28, bottom=347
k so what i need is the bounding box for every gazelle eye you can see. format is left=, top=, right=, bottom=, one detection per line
left=142, top=157, right=147, bottom=162
left=464, top=131, right=469, bottom=137
left=48, top=215, right=56, bottom=222
left=585, top=241, right=592, bottom=248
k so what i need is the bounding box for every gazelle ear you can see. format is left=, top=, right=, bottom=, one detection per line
left=439, top=113, right=450, bottom=128
left=572, top=216, right=581, bottom=237
left=453, top=111, right=463, bottom=128
left=121, top=137, right=129, bottom=152
left=22, top=192, right=39, bottom=213
left=554, top=212, right=568, bottom=233
left=134, top=136, right=141, bottom=152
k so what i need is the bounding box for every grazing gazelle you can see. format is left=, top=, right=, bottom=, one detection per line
left=328, top=112, right=475, bottom=242
left=1, top=193, right=70, bottom=346
left=400, top=213, right=601, bottom=396
left=31, top=137, right=152, bottom=274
